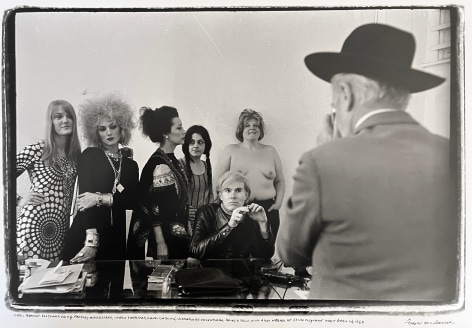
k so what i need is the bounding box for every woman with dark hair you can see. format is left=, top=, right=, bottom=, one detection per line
left=127, top=106, right=190, bottom=260
left=214, top=109, right=285, bottom=238
left=16, top=100, right=81, bottom=262
left=179, top=125, right=214, bottom=235
left=61, top=93, right=139, bottom=262
left=190, top=171, right=274, bottom=260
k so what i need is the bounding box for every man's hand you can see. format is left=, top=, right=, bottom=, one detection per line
left=247, top=203, right=268, bottom=223
left=228, top=206, right=250, bottom=228
left=316, top=113, right=340, bottom=145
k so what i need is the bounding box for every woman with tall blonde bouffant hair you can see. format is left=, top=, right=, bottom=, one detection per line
left=61, top=93, right=139, bottom=263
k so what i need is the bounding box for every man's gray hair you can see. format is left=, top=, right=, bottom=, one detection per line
left=331, top=73, right=411, bottom=110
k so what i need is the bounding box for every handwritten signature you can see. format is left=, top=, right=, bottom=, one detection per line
left=406, top=318, right=455, bottom=325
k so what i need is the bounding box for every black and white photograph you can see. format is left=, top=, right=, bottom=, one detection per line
left=1, top=1, right=468, bottom=327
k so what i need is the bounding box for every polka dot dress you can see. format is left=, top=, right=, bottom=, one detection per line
left=16, top=141, right=77, bottom=262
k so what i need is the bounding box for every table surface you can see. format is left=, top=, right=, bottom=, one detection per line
left=16, top=259, right=311, bottom=306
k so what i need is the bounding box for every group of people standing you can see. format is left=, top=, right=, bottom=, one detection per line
left=16, top=96, right=283, bottom=265
left=16, top=22, right=457, bottom=302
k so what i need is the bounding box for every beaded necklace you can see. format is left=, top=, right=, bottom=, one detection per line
left=104, top=150, right=123, bottom=194
left=104, top=150, right=122, bottom=162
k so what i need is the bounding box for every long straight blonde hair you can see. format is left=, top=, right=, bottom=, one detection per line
left=42, top=100, right=81, bottom=170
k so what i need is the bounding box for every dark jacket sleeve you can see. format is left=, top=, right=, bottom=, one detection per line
left=248, top=221, right=275, bottom=259
left=189, top=204, right=234, bottom=260
left=77, top=148, right=98, bottom=230
left=77, top=148, right=112, bottom=231
left=135, top=159, right=159, bottom=223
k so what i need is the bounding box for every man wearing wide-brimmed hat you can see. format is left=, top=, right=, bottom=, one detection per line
left=277, top=23, right=458, bottom=301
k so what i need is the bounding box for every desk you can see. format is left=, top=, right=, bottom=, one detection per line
left=17, top=259, right=310, bottom=306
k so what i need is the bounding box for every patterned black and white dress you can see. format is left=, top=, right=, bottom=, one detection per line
left=16, top=141, right=77, bottom=262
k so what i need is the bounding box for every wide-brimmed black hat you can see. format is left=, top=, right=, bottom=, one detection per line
left=305, top=23, right=445, bottom=93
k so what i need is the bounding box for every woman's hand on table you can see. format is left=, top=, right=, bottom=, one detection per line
left=187, top=257, right=202, bottom=268
left=70, top=246, right=97, bottom=263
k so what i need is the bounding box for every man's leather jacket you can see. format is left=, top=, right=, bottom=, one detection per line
left=189, top=203, right=275, bottom=260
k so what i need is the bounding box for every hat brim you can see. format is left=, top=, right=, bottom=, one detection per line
left=305, top=52, right=445, bottom=93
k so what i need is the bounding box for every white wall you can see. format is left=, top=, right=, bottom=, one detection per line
left=15, top=9, right=450, bottom=214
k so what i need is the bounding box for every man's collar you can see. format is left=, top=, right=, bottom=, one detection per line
left=354, top=109, right=417, bottom=134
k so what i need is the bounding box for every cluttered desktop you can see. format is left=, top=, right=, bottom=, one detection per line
left=15, top=258, right=310, bottom=305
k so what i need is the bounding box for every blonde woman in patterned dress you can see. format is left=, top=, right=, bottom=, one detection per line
left=16, top=100, right=81, bottom=262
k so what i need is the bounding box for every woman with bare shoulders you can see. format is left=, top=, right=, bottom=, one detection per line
left=214, top=109, right=285, bottom=239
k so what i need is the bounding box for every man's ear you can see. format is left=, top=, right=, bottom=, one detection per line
left=338, top=81, right=355, bottom=112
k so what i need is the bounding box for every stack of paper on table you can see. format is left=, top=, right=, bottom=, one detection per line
left=148, top=264, right=173, bottom=283
left=19, top=263, right=85, bottom=294
left=147, top=264, right=173, bottom=291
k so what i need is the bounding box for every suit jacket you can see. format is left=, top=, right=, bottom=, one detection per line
left=277, top=111, right=458, bottom=301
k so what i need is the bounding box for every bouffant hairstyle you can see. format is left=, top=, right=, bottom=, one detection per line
left=43, top=100, right=81, bottom=168
left=182, top=125, right=213, bottom=188
left=79, top=93, right=136, bottom=147
left=216, top=171, right=251, bottom=202
left=235, top=108, right=265, bottom=142
left=139, top=106, right=179, bottom=144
